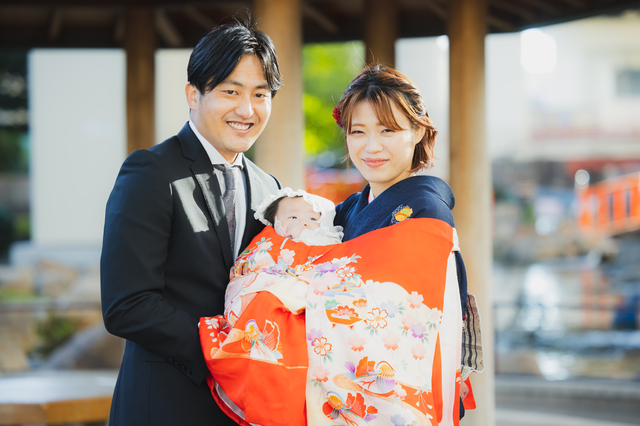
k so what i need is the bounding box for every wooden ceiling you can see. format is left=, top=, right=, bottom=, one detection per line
left=1, top=0, right=639, bottom=49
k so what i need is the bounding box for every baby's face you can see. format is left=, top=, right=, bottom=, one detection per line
left=275, top=197, right=321, bottom=239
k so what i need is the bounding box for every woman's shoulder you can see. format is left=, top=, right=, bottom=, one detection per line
left=388, top=176, right=456, bottom=227
left=402, top=175, right=455, bottom=210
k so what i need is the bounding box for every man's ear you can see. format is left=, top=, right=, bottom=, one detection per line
left=185, top=83, right=199, bottom=111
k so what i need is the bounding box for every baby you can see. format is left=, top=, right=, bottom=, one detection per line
left=254, top=187, right=343, bottom=246
left=222, top=188, right=343, bottom=317
left=199, top=189, right=343, bottom=425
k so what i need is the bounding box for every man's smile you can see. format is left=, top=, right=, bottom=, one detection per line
left=227, top=121, right=253, bottom=131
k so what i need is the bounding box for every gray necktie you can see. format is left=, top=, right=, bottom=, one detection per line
left=214, top=164, right=238, bottom=255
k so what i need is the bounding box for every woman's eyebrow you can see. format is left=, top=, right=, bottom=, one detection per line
left=351, top=122, right=384, bottom=127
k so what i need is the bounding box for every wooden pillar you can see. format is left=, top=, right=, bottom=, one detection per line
left=254, top=0, right=304, bottom=189
left=448, top=0, right=495, bottom=425
left=125, top=7, right=155, bottom=153
left=364, top=0, right=397, bottom=66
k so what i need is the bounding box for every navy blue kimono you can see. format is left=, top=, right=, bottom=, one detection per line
left=336, top=175, right=456, bottom=239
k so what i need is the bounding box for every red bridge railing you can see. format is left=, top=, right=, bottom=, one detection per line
left=577, top=172, right=640, bottom=235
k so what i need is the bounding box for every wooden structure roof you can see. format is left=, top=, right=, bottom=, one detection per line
left=1, top=0, right=639, bottom=49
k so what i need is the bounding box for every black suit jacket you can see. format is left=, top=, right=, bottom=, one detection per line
left=100, top=123, right=280, bottom=425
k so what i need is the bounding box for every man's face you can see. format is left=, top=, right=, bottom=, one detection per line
left=186, top=55, right=272, bottom=163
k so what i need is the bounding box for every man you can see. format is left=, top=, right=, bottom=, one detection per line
left=101, top=21, right=282, bottom=425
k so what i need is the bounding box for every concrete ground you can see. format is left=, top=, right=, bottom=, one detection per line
left=497, top=410, right=637, bottom=426
left=495, top=375, right=640, bottom=426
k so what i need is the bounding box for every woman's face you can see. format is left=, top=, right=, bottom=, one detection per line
left=346, top=101, right=425, bottom=197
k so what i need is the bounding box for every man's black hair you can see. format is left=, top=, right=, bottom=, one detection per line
left=187, top=18, right=282, bottom=97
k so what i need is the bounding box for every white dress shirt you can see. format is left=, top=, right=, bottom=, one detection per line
left=189, top=120, right=247, bottom=258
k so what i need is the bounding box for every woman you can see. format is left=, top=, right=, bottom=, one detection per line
left=325, top=64, right=469, bottom=424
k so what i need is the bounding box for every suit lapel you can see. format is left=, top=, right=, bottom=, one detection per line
left=239, top=159, right=267, bottom=252
left=178, top=123, right=234, bottom=270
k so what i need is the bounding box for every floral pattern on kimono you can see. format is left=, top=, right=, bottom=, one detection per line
left=199, top=218, right=463, bottom=426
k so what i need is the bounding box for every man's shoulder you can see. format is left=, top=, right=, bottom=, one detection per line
left=117, top=135, right=188, bottom=186
left=147, top=134, right=182, bottom=158
left=122, top=136, right=180, bottom=168
left=141, top=123, right=196, bottom=161
left=243, top=157, right=280, bottom=189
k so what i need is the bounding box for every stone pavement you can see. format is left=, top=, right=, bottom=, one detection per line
left=496, top=409, right=637, bottom=426
left=495, top=375, right=640, bottom=426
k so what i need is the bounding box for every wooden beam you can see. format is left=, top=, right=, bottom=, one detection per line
left=516, top=0, right=562, bottom=15
left=125, top=7, right=155, bottom=153
left=183, top=5, right=215, bottom=31
left=302, top=3, right=339, bottom=35
left=155, top=8, right=182, bottom=47
left=489, top=0, right=538, bottom=21
left=424, top=0, right=448, bottom=20
left=556, top=0, right=588, bottom=8
left=487, top=13, right=515, bottom=31
left=114, top=11, right=125, bottom=43
left=48, top=8, right=63, bottom=40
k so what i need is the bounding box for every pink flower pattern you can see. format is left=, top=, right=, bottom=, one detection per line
left=411, top=344, right=427, bottom=360
left=310, top=281, right=329, bottom=296
left=335, top=305, right=357, bottom=318
left=410, top=322, right=427, bottom=339
left=401, top=313, right=417, bottom=331
left=255, top=240, right=272, bottom=252
left=407, top=291, right=424, bottom=309
left=381, top=330, right=401, bottom=351
left=428, top=307, right=442, bottom=323
left=352, top=298, right=367, bottom=308
left=393, top=384, right=407, bottom=399
left=336, top=266, right=356, bottom=279
left=347, top=334, right=366, bottom=352
left=313, top=337, right=332, bottom=356
left=312, top=365, right=330, bottom=382
left=365, top=307, right=389, bottom=329
left=279, top=249, right=295, bottom=266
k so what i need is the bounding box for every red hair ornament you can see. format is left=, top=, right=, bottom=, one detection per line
left=332, top=105, right=343, bottom=128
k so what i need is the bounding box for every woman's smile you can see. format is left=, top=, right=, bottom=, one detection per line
left=362, top=158, right=388, bottom=168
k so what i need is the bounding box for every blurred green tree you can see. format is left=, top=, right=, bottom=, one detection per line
left=0, top=129, right=28, bottom=173
left=0, top=50, right=29, bottom=258
left=303, top=42, right=364, bottom=168
left=0, top=50, right=28, bottom=173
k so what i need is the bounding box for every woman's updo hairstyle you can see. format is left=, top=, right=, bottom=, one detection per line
left=335, top=64, right=437, bottom=172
